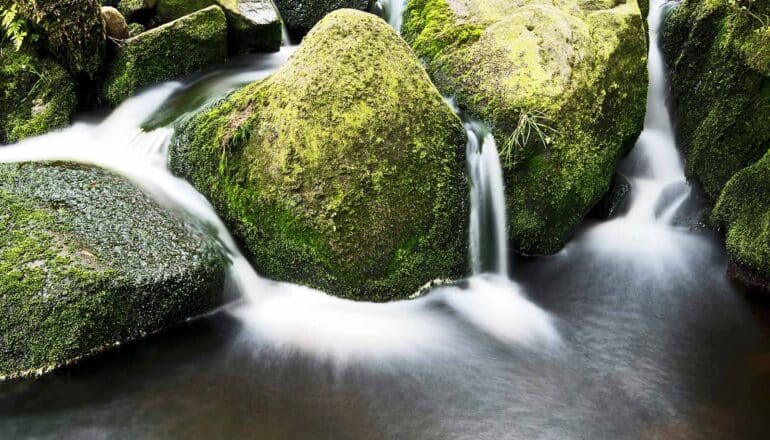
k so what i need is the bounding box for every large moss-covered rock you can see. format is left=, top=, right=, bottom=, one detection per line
left=170, top=9, right=468, bottom=301
left=403, top=0, right=648, bottom=254
left=0, top=162, right=227, bottom=379
left=664, top=0, right=770, bottom=289
left=101, top=5, right=227, bottom=106
left=16, top=0, right=106, bottom=78
left=0, top=47, right=76, bottom=144
left=157, top=0, right=282, bottom=52
left=662, top=0, right=770, bottom=200
left=273, top=0, right=373, bottom=32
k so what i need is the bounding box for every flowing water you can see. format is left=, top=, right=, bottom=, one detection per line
left=2, top=2, right=770, bottom=438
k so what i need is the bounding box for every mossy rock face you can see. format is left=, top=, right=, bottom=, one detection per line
left=713, top=150, right=770, bottom=282
left=170, top=9, right=468, bottom=301
left=273, top=0, right=373, bottom=32
left=662, top=0, right=770, bottom=200
left=0, top=162, right=227, bottom=379
left=0, top=47, right=76, bottom=144
left=402, top=0, right=648, bottom=255
left=157, top=0, right=281, bottom=52
left=101, top=5, right=227, bottom=106
left=17, top=0, right=106, bottom=79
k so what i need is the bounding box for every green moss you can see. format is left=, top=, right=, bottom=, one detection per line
left=273, top=0, right=373, bottom=32
left=663, top=0, right=770, bottom=200
left=0, top=46, right=76, bottom=143
left=0, top=162, right=227, bottom=379
left=171, top=10, right=468, bottom=301
left=712, top=149, right=770, bottom=279
left=157, top=0, right=216, bottom=22
left=403, top=0, right=648, bottom=254
left=101, top=5, right=227, bottom=106
left=16, top=0, right=105, bottom=78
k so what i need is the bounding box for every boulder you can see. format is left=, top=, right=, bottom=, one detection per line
left=101, top=5, right=228, bottom=106
left=273, top=0, right=373, bottom=32
left=662, top=0, right=770, bottom=200
left=0, top=163, right=227, bottom=379
left=403, top=0, right=648, bottom=254
left=170, top=10, right=468, bottom=301
left=117, top=0, right=155, bottom=23
left=0, top=47, right=76, bottom=144
left=101, top=6, right=129, bottom=39
left=16, top=0, right=106, bottom=78
left=157, top=0, right=282, bottom=52
left=589, top=173, right=632, bottom=220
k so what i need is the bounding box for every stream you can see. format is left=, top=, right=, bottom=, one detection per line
left=2, top=1, right=770, bottom=438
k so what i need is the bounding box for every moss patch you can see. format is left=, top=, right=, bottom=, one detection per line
left=101, top=5, right=228, bottom=106
left=0, top=46, right=76, bottom=143
left=0, top=162, right=227, bottom=379
left=273, top=0, right=373, bottom=32
left=403, top=0, right=648, bottom=254
left=170, top=10, right=468, bottom=301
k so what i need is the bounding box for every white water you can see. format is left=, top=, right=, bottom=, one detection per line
left=577, top=0, right=693, bottom=262
left=381, top=0, right=407, bottom=32
left=0, top=44, right=558, bottom=363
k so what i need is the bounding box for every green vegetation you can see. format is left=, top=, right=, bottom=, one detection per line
left=403, top=0, right=648, bottom=254
left=0, top=163, right=227, bottom=379
left=273, top=0, right=373, bottom=32
left=101, top=5, right=227, bottom=106
left=171, top=10, right=468, bottom=301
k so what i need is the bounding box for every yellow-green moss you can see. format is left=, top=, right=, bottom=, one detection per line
left=171, top=10, right=468, bottom=301
left=101, top=5, right=227, bottom=106
left=403, top=0, right=648, bottom=254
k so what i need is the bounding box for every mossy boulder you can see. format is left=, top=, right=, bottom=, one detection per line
left=402, top=0, right=648, bottom=254
left=0, top=47, right=76, bottom=144
left=273, top=0, right=373, bottom=32
left=101, top=5, right=227, bottom=106
left=118, top=0, right=155, bottom=23
left=170, top=9, right=468, bottom=301
left=662, top=0, right=770, bottom=200
left=17, top=0, right=106, bottom=78
left=157, top=0, right=282, bottom=52
left=101, top=6, right=129, bottom=39
left=0, top=162, right=227, bottom=379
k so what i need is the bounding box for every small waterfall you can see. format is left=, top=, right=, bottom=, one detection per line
left=618, top=0, right=689, bottom=223
left=466, top=122, right=508, bottom=276
left=381, top=0, right=406, bottom=32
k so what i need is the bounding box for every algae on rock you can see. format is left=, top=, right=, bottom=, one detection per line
left=403, top=0, right=648, bottom=254
left=171, top=9, right=468, bottom=301
left=0, top=163, right=227, bottom=379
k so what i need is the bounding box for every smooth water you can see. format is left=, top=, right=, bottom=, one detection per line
left=2, top=1, right=770, bottom=438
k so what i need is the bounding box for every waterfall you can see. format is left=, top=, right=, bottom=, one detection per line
left=618, top=0, right=689, bottom=223
left=381, top=0, right=406, bottom=32
left=466, top=122, right=509, bottom=276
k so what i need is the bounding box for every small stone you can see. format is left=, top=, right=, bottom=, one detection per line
left=101, top=6, right=130, bottom=39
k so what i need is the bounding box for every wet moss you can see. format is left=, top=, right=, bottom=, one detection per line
left=171, top=10, right=468, bottom=301
left=403, top=0, right=648, bottom=254
left=0, top=46, right=76, bottom=143
left=0, top=163, right=227, bottom=379
left=101, top=5, right=227, bottom=106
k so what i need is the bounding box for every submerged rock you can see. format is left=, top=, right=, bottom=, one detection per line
left=589, top=173, right=631, bottom=220
left=0, top=47, right=76, bottom=144
left=157, top=0, right=282, bottom=52
left=101, top=5, right=227, bottom=106
left=273, top=0, right=373, bottom=32
left=0, top=162, right=227, bottom=380
left=16, top=0, right=106, bottom=78
left=403, top=0, right=648, bottom=254
left=664, top=0, right=770, bottom=291
left=171, top=10, right=468, bottom=301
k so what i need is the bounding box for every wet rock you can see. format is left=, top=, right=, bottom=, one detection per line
left=402, top=0, right=648, bottom=254
left=273, top=0, right=374, bottom=33
left=590, top=173, right=632, bottom=220
left=118, top=0, right=155, bottom=23
left=170, top=10, right=468, bottom=301
left=101, top=5, right=227, bottom=106
left=101, top=6, right=130, bottom=39
left=0, top=162, right=228, bottom=380
left=157, top=0, right=282, bottom=52
left=0, top=46, right=76, bottom=144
